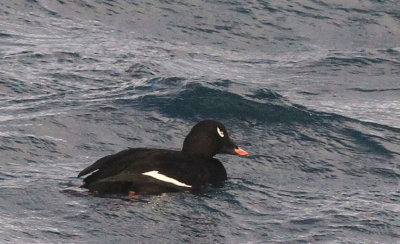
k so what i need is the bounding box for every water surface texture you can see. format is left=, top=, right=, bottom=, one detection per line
left=1, top=0, right=400, bottom=243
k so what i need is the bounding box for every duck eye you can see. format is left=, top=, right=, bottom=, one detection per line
left=217, top=127, right=224, bottom=137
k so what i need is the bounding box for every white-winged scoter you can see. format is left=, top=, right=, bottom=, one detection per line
left=78, top=120, right=248, bottom=195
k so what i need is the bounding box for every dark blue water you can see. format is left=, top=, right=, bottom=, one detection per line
left=1, top=0, right=400, bottom=243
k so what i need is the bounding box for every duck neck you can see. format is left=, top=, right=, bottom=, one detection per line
left=181, top=137, right=217, bottom=158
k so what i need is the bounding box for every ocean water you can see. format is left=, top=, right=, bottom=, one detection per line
left=1, top=0, right=400, bottom=243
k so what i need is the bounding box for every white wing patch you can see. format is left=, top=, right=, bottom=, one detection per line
left=142, top=170, right=192, bottom=188
left=217, top=127, right=224, bottom=137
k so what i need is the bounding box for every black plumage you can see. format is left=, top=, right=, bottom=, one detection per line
left=78, top=120, right=247, bottom=194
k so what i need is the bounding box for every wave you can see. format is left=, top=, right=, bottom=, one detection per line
left=114, top=79, right=316, bottom=123
left=308, top=55, right=400, bottom=70
left=113, top=79, right=398, bottom=131
left=348, top=87, right=400, bottom=93
left=113, top=79, right=400, bottom=161
left=2, top=70, right=398, bottom=163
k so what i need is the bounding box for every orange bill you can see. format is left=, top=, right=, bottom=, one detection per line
left=235, top=148, right=248, bottom=156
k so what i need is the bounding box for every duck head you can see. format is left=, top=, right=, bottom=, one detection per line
left=182, top=120, right=248, bottom=158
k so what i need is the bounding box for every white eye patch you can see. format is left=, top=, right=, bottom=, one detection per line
left=217, top=127, right=224, bottom=137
